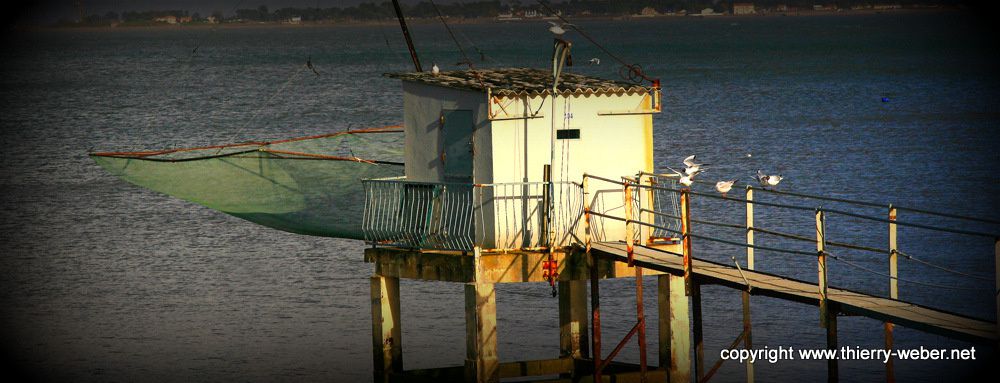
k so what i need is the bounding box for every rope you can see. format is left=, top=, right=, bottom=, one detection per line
left=749, top=185, right=1000, bottom=225
left=217, top=63, right=307, bottom=154
left=750, top=227, right=889, bottom=254
left=827, top=253, right=993, bottom=292
left=897, top=250, right=994, bottom=283
left=532, top=0, right=655, bottom=85
left=587, top=210, right=817, bottom=257
left=427, top=0, right=486, bottom=88
left=748, top=185, right=886, bottom=208
left=895, top=206, right=1000, bottom=226
left=687, top=176, right=1000, bottom=227
left=823, top=208, right=1000, bottom=239
left=640, top=208, right=744, bottom=230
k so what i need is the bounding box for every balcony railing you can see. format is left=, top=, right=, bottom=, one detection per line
left=362, top=178, right=584, bottom=251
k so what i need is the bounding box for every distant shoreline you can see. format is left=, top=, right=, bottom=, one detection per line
left=25, top=8, right=961, bottom=32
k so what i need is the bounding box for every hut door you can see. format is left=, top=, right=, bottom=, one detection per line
left=441, top=109, right=473, bottom=183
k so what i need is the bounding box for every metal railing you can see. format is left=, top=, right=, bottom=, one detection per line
left=362, top=177, right=476, bottom=251
left=362, top=178, right=587, bottom=251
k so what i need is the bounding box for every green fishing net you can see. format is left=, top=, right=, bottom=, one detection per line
left=91, top=127, right=404, bottom=239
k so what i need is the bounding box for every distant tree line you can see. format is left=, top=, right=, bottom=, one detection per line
left=57, top=0, right=967, bottom=26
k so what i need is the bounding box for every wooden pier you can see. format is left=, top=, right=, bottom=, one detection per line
left=364, top=174, right=998, bottom=383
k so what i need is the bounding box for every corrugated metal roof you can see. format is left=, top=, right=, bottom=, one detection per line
left=385, top=68, right=653, bottom=96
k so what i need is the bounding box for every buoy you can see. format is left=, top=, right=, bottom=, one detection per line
left=881, top=97, right=890, bottom=103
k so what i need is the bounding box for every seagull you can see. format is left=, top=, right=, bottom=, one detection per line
left=548, top=21, right=573, bottom=36
left=431, top=63, right=440, bottom=76
left=666, top=167, right=698, bottom=188
left=755, top=169, right=783, bottom=187
left=682, top=154, right=709, bottom=176
left=715, top=180, right=737, bottom=197
left=589, top=57, right=600, bottom=65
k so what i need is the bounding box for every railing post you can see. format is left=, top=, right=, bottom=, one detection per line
left=817, top=209, right=828, bottom=328
left=744, top=186, right=755, bottom=383
left=681, top=188, right=692, bottom=295
left=885, top=205, right=897, bottom=383
left=746, top=187, right=755, bottom=269
left=995, top=238, right=999, bottom=344
left=624, top=180, right=635, bottom=265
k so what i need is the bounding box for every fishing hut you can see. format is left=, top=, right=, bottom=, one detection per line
left=361, top=40, right=691, bottom=382
left=361, top=49, right=1000, bottom=383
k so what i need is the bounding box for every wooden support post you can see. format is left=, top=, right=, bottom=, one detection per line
left=742, top=290, right=754, bottom=383
left=371, top=275, right=402, bottom=380
left=659, top=274, right=691, bottom=383
left=692, top=282, right=705, bottom=382
left=827, top=306, right=839, bottom=383
left=817, top=209, right=829, bottom=328
left=635, top=266, right=648, bottom=379
left=885, top=205, right=897, bottom=383
left=466, top=247, right=499, bottom=383
left=681, top=189, right=693, bottom=295
left=465, top=281, right=499, bottom=383
left=590, top=252, right=603, bottom=383
left=744, top=186, right=755, bottom=383
left=559, top=280, right=590, bottom=359
left=995, top=238, right=999, bottom=345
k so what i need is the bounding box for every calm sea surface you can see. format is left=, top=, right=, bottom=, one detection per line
left=2, top=12, right=999, bottom=382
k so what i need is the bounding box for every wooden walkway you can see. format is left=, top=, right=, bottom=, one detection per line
left=591, top=241, right=997, bottom=344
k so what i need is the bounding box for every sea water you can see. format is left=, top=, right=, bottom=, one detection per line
left=1, top=12, right=998, bottom=381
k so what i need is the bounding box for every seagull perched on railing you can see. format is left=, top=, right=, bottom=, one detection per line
left=715, top=180, right=738, bottom=197
left=683, top=155, right=709, bottom=176
left=431, top=63, right=440, bottom=76
left=666, top=167, right=700, bottom=188
left=548, top=21, right=573, bottom=36
left=755, top=169, right=783, bottom=187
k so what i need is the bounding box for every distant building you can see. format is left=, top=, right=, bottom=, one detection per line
left=286, top=16, right=302, bottom=24
left=179, top=16, right=192, bottom=23
left=733, top=3, right=755, bottom=15
left=774, top=4, right=788, bottom=12
left=873, top=3, right=902, bottom=10
left=639, top=7, right=659, bottom=16
left=696, top=8, right=721, bottom=16
left=154, top=15, right=177, bottom=24
left=206, top=16, right=218, bottom=24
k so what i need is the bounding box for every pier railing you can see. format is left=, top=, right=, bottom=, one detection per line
left=582, top=171, right=999, bottom=382
left=361, top=178, right=589, bottom=251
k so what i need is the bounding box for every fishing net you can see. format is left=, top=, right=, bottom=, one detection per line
left=90, top=126, right=404, bottom=239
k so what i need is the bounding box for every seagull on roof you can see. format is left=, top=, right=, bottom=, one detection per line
left=682, top=155, right=709, bottom=176
left=431, top=63, right=440, bottom=76
left=715, top=180, right=738, bottom=197
left=755, top=169, right=783, bottom=187
left=548, top=21, right=573, bottom=36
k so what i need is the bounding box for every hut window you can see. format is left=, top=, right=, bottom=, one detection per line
left=556, top=129, right=580, bottom=140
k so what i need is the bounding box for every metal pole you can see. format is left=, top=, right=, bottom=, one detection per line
left=817, top=209, right=828, bottom=328
left=744, top=186, right=755, bottom=383
left=885, top=205, right=897, bottom=383
left=681, top=189, right=693, bottom=295
left=625, top=182, right=635, bottom=265
left=390, top=0, right=422, bottom=72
